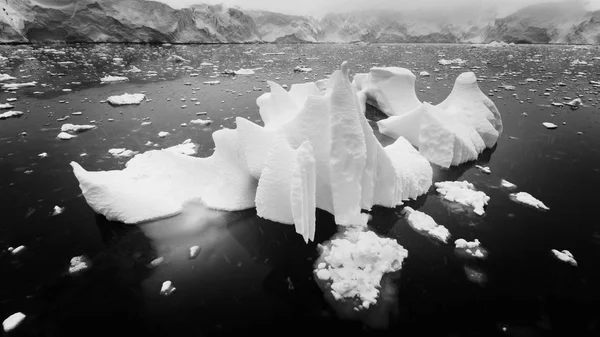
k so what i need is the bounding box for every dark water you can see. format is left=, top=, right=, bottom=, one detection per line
left=1, top=43, right=600, bottom=336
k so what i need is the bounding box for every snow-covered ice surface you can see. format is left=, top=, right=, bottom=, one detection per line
left=70, top=62, right=433, bottom=239
left=402, top=207, right=450, bottom=243
left=551, top=249, right=577, bottom=266
left=509, top=192, right=549, bottom=210
left=435, top=181, right=489, bottom=216
left=315, top=228, right=408, bottom=310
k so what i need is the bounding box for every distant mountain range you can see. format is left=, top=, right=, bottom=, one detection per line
left=1, top=0, right=599, bottom=44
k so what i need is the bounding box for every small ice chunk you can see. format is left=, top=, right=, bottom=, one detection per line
left=167, top=55, right=189, bottom=63
left=509, top=192, right=549, bottom=210
left=52, top=205, right=64, bottom=216
left=57, top=132, right=76, bottom=140
left=475, top=165, right=491, bottom=174
left=107, top=93, right=145, bottom=105
left=565, top=98, right=582, bottom=108
left=551, top=249, right=577, bottom=266
left=203, top=81, right=220, bottom=85
left=500, top=179, right=516, bottom=189
left=454, top=238, right=486, bottom=258
left=0, top=103, right=14, bottom=109
left=0, top=110, right=24, bottom=119
left=61, top=124, right=96, bottom=133
left=403, top=207, right=450, bottom=243
left=0, top=73, right=17, bottom=82
left=11, top=245, right=25, bottom=254
left=158, top=131, right=170, bottom=138
left=6, top=98, right=17, bottom=102
left=3, top=312, right=25, bottom=332
left=542, top=122, right=558, bottom=129
left=189, top=246, right=200, bottom=259
left=38, top=152, right=48, bottom=158
left=435, top=181, right=489, bottom=215
left=69, top=255, right=90, bottom=274
left=420, top=71, right=430, bottom=77
left=148, top=257, right=164, bottom=268
left=100, top=75, right=129, bottom=83
left=108, top=148, right=138, bottom=158
left=2, top=81, right=37, bottom=90
left=160, top=281, right=176, bottom=295
left=190, top=119, right=212, bottom=126
left=293, top=66, right=312, bottom=73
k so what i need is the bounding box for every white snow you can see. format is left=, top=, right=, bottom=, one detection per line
left=315, top=229, right=408, bottom=309
left=108, top=148, right=138, bottom=158
left=160, top=281, right=176, bottom=295
left=435, top=181, right=489, bottom=215
left=551, top=249, right=577, bottom=266
left=2, top=81, right=37, bottom=90
left=0, top=110, right=23, bottom=119
left=69, top=62, right=433, bottom=239
left=69, top=255, right=90, bottom=274
left=509, top=192, right=549, bottom=210
left=100, top=75, right=129, bottom=83
left=52, top=205, right=64, bottom=216
left=61, top=124, right=96, bottom=133
left=455, top=238, right=486, bottom=258
left=542, top=122, right=558, bottom=129
left=57, top=132, right=76, bottom=140
left=107, top=93, right=145, bottom=105
left=164, top=139, right=198, bottom=156
left=3, top=312, right=25, bottom=332
left=403, top=206, right=450, bottom=243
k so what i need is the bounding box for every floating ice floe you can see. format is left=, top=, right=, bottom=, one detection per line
left=454, top=239, right=486, bottom=258
left=69, top=255, right=91, bottom=274
left=475, top=165, right=491, bottom=174
left=160, top=281, right=176, bottom=295
left=0, top=110, right=23, bottom=119
left=0, top=103, right=14, bottom=109
left=402, top=207, right=450, bottom=243
left=38, top=152, right=48, bottom=158
left=435, top=181, right=489, bottom=215
left=107, top=93, right=145, bottom=105
left=500, top=179, right=517, bottom=189
left=109, top=148, right=138, bottom=158
left=100, top=75, right=129, bottom=83
left=2, top=81, right=37, bottom=90
left=190, top=119, right=212, bottom=126
left=57, top=132, right=76, bottom=140
left=189, top=246, right=201, bottom=259
left=0, top=74, right=16, bottom=81
left=363, top=69, right=501, bottom=168
left=10, top=245, right=25, bottom=254
left=158, top=131, right=170, bottom=138
left=294, top=66, right=312, bottom=73
left=164, top=139, right=198, bottom=156
left=420, top=71, right=430, bottom=77
left=61, top=124, right=96, bottom=133
left=167, top=55, right=189, bottom=63
left=509, top=192, right=549, bottom=210
left=315, top=229, right=408, bottom=310
left=52, top=205, right=64, bottom=216
left=200, top=62, right=213, bottom=66
left=485, top=41, right=513, bottom=47
left=565, top=98, right=582, bottom=108
left=438, top=58, right=467, bottom=66
left=203, top=81, right=220, bottom=85
left=551, top=249, right=577, bottom=266
left=3, top=312, right=25, bottom=332
left=542, top=122, right=558, bottom=129
left=224, top=68, right=261, bottom=75
left=69, top=62, right=433, bottom=242
left=126, top=66, right=142, bottom=73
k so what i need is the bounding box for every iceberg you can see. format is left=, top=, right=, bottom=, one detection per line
left=2, top=312, right=25, bottom=332
left=107, top=93, right=145, bottom=105
left=435, top=181, right=489, bottom=216
left=402, top=206, right=450, bottom=243
left=61, top=124, right=96, bottom=133
left=69, top=255, right=91, bottom=274
left=509, top=192, right=549, bottom=210
left=70, top=62, right=433, bottom=242
left=454, top=238, right=486, bottom=258
left=373, top=70, right=501, bottom=167
left=315, top=228, right=408, bottom=310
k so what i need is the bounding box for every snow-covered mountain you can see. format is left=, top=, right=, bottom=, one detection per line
left=1, top=0, right=600, bottom=44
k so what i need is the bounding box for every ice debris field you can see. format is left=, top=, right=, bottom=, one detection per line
left=1, top=43, right=597, bottom=333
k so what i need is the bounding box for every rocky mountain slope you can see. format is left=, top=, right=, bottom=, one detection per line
left=1, top=0, right=599, bottom=44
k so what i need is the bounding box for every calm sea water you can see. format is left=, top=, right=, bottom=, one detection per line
left=1, top=43, right=599, bottom=337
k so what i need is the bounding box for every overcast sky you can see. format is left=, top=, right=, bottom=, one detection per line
left=155, top=0, right=600, bottom=17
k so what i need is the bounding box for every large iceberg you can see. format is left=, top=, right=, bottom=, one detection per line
left=356, top=67, right=502, bottom=168
left=70, top=62, right=433, bottom=242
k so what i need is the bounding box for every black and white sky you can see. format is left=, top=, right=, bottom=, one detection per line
left=155, top=0, right=599, bottom=17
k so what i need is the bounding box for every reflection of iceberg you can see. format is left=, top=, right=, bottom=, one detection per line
left=355, top=67, right=502, bottom=168
left=71, top=62, right=433, bottom=242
